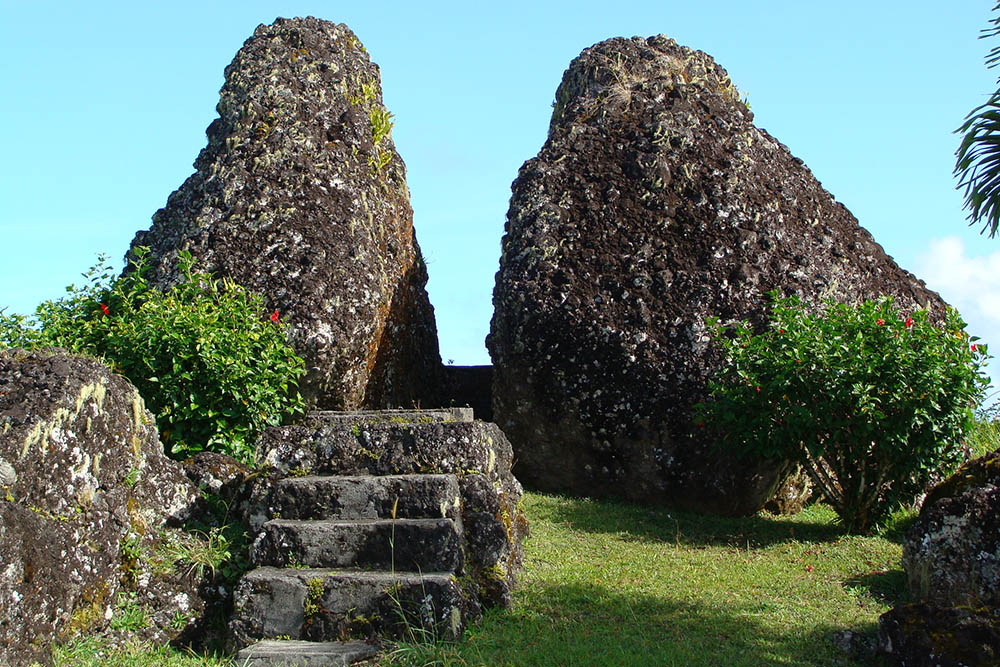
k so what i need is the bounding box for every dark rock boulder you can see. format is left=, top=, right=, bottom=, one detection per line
left=878, top=603, right=1000, bottom=667
left=488, top=35, right=947, bottom=514
left=902, top=449, right=1000, bottom=608
left=0, top=349, right=198, bottom=665
left=128, top=16, right=443, bottom=410
left=876, top=450, right=1000, bottom=665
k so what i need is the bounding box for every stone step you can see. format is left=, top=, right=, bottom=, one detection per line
left=235, top=639, right=378, bottom=666
left=302, top=407, right=473, bottom=427
left=230, top=567, right=464, bottom=648
left=259, top=420, right=512, bottom=481
left=251, top=518, right=463, bottom=572
left=267, top=474, right=461, bottom=522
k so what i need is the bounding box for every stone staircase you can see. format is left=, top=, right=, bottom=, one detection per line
left=232, top=408, right=526, bottom=666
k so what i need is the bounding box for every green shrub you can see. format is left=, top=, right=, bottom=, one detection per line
left=696, top=293, right=989, bottom=534
left=0, top=248, right=305, bottom=463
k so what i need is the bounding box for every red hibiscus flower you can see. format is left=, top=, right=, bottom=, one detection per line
left=270, top=309, right=280, bottom=323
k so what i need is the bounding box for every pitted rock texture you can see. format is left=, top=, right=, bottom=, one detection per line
left=245, top=420, right=527, bottom=610
left=902, top=449, right=1000, bottom=608
left=128, top=16, right=443, bottom=410
left=878, top=603, right=1000, bottom=667
left=0, top=349, right=198, bottom=666
left=488, top=35, right=948, bottom=515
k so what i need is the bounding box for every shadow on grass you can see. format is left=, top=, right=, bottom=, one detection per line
left=527, top=491, right=847, bottom=549
left=393, top=582, right=889, bottom=667
left=843, top=569, right=909, bottom=608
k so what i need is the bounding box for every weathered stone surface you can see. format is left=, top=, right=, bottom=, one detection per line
left=262, top=473, right=462, bottom=524
left=878, top=603, right=1000, bottom=666
left=488, top=35, right=947, bottom=515
left=128, top=16, right=443, bottom=410
left=763, top=467, right=812, bottom=515
left=302, top=407, right=472, bottom=428
left=0, top=349, right=198, bottom=665
left=236, top=639, right=379, bottom=666
left=251, top=517, right=463, bottom=571
left=182, top=451, right=251, bottom=503
left=247, top=419, right=526, bottom=609
left=902, top=449, right=1000, bottom=608
left=230, top=568, right=463, bottom=649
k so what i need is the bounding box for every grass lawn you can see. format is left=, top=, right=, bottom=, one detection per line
left=384, top=493, right=905, bottom=666
left=53, top=491, right=913, bottom=666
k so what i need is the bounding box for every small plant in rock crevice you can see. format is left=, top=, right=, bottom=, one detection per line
left=0, top=247, right=306, bottom=464
left=697, top=292, right=989, bottom=534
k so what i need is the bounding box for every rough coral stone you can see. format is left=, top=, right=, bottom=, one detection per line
left=246, top=420, right=526, bottom=610
left=488, top=35, right=948, bottom=515
left=0, top=349, right=198, bottom=665
left=878, top=603, right=1000, bottom=667
left=903, top=449, right=1000, bottom=608
left=128, top=16, right=443, bottom=410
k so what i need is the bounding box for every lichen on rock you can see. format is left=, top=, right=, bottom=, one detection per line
left=489, top=35, right=948, bottom=515
left=902, top=448, right=1000, bottom=608
left=0, top=348, right=199, bottom=665
left=128, top=16, right=443, bottom=411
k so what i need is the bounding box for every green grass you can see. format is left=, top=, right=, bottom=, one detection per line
left=51, top=490, right=917, bottom=666
left=52, top=636, right=231, bottom=666
left=384, top=492, right=905, bottom=666
left=968, top=417, right=1000, bottom=459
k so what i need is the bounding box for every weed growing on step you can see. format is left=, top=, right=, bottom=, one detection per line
left=303, top=577, right=326, bottom=625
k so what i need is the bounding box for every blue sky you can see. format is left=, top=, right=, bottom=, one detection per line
left=2, top=1, right=999, bottom=394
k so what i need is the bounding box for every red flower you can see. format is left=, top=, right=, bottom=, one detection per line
left=876, top=318, right=885, bottom=326
left=270, top=309, right=280, bottom=323
left=100, top=303, right=109, bottom=316
left=755, top=386, right=761, bottom=392
left=905, top=316, right=913, bottom=329
left=972, top=344, right=978, bottom=353
left=805, top=565, right=814, bottom=573
left=778, top=328, right=785, bottom=334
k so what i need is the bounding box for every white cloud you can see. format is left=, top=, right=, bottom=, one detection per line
left=916, top=236, right=1000, bottom=400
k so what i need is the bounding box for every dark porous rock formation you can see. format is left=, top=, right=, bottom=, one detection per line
left=489, top=35, right=947, bottom=515
left=128, top=16, right=443, bottom=410
left=243, top=419, right=527, bottom=610
left=0, top=349, right=198, bottom=666
left=902, top=449, right=1000, bottom=608
left=878, top=603, right=1000, bottom=667
left=876, top=450, right=1000, bottom=665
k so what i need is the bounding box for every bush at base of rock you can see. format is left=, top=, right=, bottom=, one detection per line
left=698, top=295, right=987, bottom=533
left=0, top=248, right=306, bottom=464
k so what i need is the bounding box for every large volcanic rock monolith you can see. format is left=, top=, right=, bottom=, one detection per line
left=129, top=17, right=443, bottom=410
left=488, top=35, right=948, bottom=515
